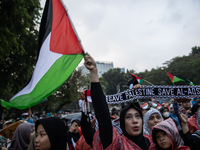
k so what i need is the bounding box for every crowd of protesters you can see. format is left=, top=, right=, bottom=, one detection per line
left=0, top=53, right=200, bottom=150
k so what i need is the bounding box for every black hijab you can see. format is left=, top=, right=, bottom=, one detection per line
left=67, top=119, right=80, bottom=143
left=120, top=102, right=150, bottom=150
left=35, top=117, right=67, bottom=150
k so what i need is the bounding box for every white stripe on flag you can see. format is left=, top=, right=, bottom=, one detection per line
left=11, top=33, right=62, bottom=100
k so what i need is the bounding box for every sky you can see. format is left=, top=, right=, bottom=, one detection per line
left=40, top=0, right=200, bottom=72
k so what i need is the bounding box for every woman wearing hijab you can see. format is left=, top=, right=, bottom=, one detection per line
left=8, top=122, right=34, bottom=150
left=84, top=53, right=155, bottom=150
left=67, top=119, right=81, bottom=150
left=150, top=118, right=190, bottom=150
left=35, top=117, right=67, bottom=150
left=143, top=108, right=163, bottom=135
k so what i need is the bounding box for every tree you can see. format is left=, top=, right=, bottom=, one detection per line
left=140, top=46, right=200, bottom=86
left=0, top=0, right=42, bottom=119
left=0, top=0, right=41, bottom=98
left=102, top=68, right=128, bottom=95
left=190, top=46, right=200, bottom=56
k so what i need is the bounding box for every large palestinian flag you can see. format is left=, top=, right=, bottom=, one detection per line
left=1, top=0, right=85, bottom=109
left=166, top=71, right=194, bottom=86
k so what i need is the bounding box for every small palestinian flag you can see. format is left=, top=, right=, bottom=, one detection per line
left=1, top=0, right=85, bottom=109
left=141, top=103, right=148, bottom=109
left=129, top=73, right=143, bottom=84
left=151, top=101, right=157, bottom=108
left=166, top=71, right=194, bottom=86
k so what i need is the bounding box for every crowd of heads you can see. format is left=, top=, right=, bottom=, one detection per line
left=0, top=109, right=82, bottom=150
left=107, top=97, right=200, bottom=150
left=0, top=93, right=200, bottom=150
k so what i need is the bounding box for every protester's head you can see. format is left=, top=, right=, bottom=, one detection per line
left=79, top=91, right=85, bottom=100
left=111, top=107, right=117, bottom=112
left=120, top=102, right=143, bottom=137
left=35, top=117, right=67, bottom=150
left=70, top=119, right=80, bottom=133
left=111, top=111, right=119, bottom=119
left=143, top=108, right=163, bottom=134
left=169, top=104, right=175, bottom=114
left=152, top=118, right=182, bottom=150
left=153, top=129, right=172, bottom=149
left=141, top=102, right=149, bottom=115
left=181, top=98, right=191, bottom=110
left=191, top=103, right=200, bottom=115
left=161, top=103, right=166, bottom=107
left=156, top=105, right=162, bottom=113
left=160, top=107, right=170, bottom=119
left=9, top=122, right=35, bottom=150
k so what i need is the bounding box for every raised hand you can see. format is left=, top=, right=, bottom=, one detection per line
left=84, top=52, right=99, bottom=82
left=178, top=107, right=190, bottom=124
left=179, top=107, right=190, bottom=133
left=132, top=83, right=142, bottom=90
left=84, top=52, right=97, bottom=72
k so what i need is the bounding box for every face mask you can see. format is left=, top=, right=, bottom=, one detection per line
left=163, top=112, right=170, bottom=118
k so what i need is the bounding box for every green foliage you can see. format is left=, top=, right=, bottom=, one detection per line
left=190, top=46, right=200, bottom=56
left=0, top=0, right=42, bottom=119
left=0, top=0, right=42, bottom=99
left=142, top=46, right=200, bottom=85
left=100, top=46, right=200, bottom=96
left=101, top=68, right=128, bottom=95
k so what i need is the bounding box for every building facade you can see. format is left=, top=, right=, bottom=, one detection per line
left=78, top=61, right=114, bottom=77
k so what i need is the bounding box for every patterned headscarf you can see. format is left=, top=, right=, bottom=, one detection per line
left=143, top=108, right=163, bottom=134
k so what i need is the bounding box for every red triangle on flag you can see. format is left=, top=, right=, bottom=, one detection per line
left=166, top=71, right=174, bottom=82
left=50, top=0, right=84, bottom=55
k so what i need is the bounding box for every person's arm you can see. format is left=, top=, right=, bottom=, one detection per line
left=179, top=107, right=190, bottom=134
left=28, top=107, right=32, bottom=119
left=84, top=53, right=112, bottom=149
left=173, top=100, right=179, bottom=116
left=173, top=100, right=183, bottom=128
left=178, top=107, right=200, bottom=149
left=80, top=112, right=94, bottom=148
left=182, top=130, right=200, bottom=150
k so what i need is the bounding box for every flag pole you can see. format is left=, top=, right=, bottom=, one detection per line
left=143, top=79, right=154, bottom=85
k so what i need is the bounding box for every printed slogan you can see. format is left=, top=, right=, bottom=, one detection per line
left=106, top=85, right=200, bottom=104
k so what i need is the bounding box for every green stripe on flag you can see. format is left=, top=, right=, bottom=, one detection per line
left=1, top=54, right=85, bottom=109
left=138, top=79, right=143, bottom=85
left=173, top=76, right=185, bottom=83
